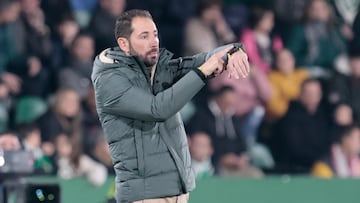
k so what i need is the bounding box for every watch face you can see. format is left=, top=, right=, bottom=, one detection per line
left=25, top=184, right=60, bottom=203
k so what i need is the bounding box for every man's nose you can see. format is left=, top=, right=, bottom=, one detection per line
left=150, top=36, right=159, bottom=47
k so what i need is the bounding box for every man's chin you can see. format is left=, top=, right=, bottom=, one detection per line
left=144, top=57, right=158, bottom=67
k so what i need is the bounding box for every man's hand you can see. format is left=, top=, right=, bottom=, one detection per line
left=226, top=49, right=250, bottom=79
left=198, top=45, right=234, bottom=77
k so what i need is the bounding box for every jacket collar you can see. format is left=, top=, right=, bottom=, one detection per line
left=104, top=47, right=173, bottom=67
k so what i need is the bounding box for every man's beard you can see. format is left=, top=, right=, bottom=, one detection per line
left=129, top=43, right=159, bottom=67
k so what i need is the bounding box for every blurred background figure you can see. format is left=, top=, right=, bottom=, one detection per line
left=266, top=49, right=309, bottom=122
left=0, top=131, right=20, bottom=151
left=55, top=133, right=107, bottom=186
left=187, top=86, right=263, bottom=177
left=88, top=0, right=126, bottom=54
left=40, top=0, right=72, bottom=34
left=276, top=78, right=331, bottom=173
left=51, top=16, right=80, bottom=69
left=0, top=0, right=21, bottom=72
left=68, top=0, right=98, bottom=28
left=330, top=103, right=354, bottom=142
left=18, top=123, right=54, bottom=174
left=273, top=0, right=309, bottom=39
left=19, top=0, right=52, bottom=62
left=240, top=6, right=283, bottom=73
left=210, top=65, right=271, bottom=144
left=286, top=0, right=347, bottom=78
left=127, top=0, right=197, bottom=57
left=329, top=49, right=360, bottom=125
left=333, top=104, right=354, bottom=127
left=312, top=125, right=360, bottom=178
left=189, top=132, right=214, bottom=179
left=83, top=127, right=113, bottom=174
left=37, top=88, right=82, bottom=157
left=330, top=0, right=359, bottom=41
left=58, top=33, right=95, bottom=100
left=184, top=0, right=235, bottom=56
left=263, top=49, right=309, bottom=167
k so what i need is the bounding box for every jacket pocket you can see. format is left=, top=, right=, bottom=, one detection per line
left=134, top=120, right=145, bottom=177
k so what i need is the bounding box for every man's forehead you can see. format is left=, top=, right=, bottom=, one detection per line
left=131, top=17, right=157, bottom=33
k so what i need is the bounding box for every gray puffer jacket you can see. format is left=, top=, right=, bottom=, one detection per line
left=92, top=44, right=242, bottom=203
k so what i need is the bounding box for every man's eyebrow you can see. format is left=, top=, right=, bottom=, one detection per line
left=138, top=31, right=149, bottom=36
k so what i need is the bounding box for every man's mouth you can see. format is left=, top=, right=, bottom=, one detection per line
left=148, top=48, right=159, bottom=55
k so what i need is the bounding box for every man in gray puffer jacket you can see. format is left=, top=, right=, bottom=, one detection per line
left=91, top=9, right=250, bottom=203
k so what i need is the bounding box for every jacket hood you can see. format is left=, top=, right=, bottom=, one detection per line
left=92, top=47, right=132, bottom=78
left=92, top=47, right=172, bottom=80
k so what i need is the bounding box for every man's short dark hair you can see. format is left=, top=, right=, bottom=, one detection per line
left=114, top=9, right=153, bottom=40
left=300, top=77, right=320, bottom=91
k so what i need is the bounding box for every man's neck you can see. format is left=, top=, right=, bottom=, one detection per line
left=150, top=65, right=156, bottom=85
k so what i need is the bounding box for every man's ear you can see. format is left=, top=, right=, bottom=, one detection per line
left=117, top=37, right=130, bottom=55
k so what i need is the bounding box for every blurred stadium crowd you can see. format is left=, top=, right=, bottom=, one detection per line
left=0, top=0, right=360, bottom=186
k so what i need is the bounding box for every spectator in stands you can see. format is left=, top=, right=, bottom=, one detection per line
left=209, top=64, right=271, bottom=143
left=68, top=0, right=98, bottom=28
left=184, top=0, right=237, bottom=106
left=273, top=0, right=310, bottom=39
left=84, top=128, right=113, bottom=174
left=18, top=123, right=54, bottom=174
left=0, top=131, right=20, bottom=151
left=330, top=103, right=354, bottom=142
left=40, top=0, right=72, bottom=34
left=1, top=0, right=52, bottom=97
left=7, top=55, right=49, bottom=97
left=55, top=133, right=107, bottom=186
left=0, top=0, right=26, bottom=95
left=58, top=33, right=95, bottom=99
left=51, top=16, right=79, bottom=69
left=328, top=50, right=360, bottom=124
left=312, top=125, right=360, bottom=178
left=18, top=0, right=52, bottom=62
left=189, top=132, right=214, bottom=179
left=333, top=103, right=354, bottom=127
left=286, top=0, right=347, bottom=77
left=240, top=6, right=283, bottom=73
left=187, top=86, right=262, bottom=177
left=37, top=88, right=82, bottom=155
left=183, top=0, right=236, bottom=56
left=127, top=0, right=197, bottom=57
left=278, top=78, right=331, bottom=173
left=88, top=0, right=126, bottom=54
left=266, top=49, right=309, bottom=121
left=0, top=0, right=21, bottom=72
left=330, top=0, right=359, bottom=39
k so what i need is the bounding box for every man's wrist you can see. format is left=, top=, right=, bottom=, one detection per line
left=194, top=67, right=207, bottom=81
left=222, top=47, right=241, bottom=65
left=198, top=66, right=209, bottom=77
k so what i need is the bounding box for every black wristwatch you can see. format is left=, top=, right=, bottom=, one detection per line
left=221, top=46, right=242, bottom=65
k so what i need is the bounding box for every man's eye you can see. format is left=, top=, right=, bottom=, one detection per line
left=141, top=35, right=148, bottom=39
